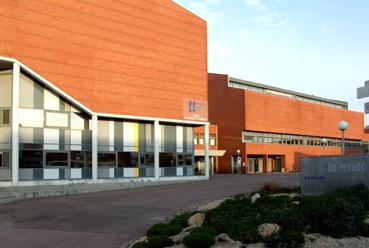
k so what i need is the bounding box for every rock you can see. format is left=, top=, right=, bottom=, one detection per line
left=129, top=236, right=147, bottom=248
left=251, top=193, right=261, bottom=204
left=188, top=213, right=205, bottom=227
left=271, top=193, right=291, bottom=198
left=244, top=192, right=252, bottom=199
left=247, top=243, right=265, bottom=248
left=292, top=201, right=300, bottom=205
left=198, top=198, right=230, bottom=211
left=257, top=223, right=280, bottom=238
left=216, top=233, right=234, bottom=242
left=211, top=233, right=246, bottom=248
left=170, top=230, right=190, bottom=244
left=169, top=244, right=186, bottom=248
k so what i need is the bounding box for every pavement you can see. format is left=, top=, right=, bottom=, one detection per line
left=0, top=174, right=300, bottom=248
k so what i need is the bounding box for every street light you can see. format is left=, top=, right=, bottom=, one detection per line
left=338, top=121, right=348, bottom=155
left=236, top=149, right=241, bottom=174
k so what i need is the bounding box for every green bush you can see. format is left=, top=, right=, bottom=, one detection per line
left=183, top=226, right=217, bottom=248
left=300, top=184, right=369, bottom=237
left=131, top=241, right=148, bottom=248
left=169, top=211, right=194, bottom=228
left=147, top=236, right=173, bottom=248
left=146, top=223, right=182, bottom=237
left=265, top=231, right=304, bottom=248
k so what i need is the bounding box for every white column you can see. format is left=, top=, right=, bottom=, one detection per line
left=92, top=115, right=98, bottom=181
left=11, top=63, right=20, bottom=184
left=154, top=120, right=160, bottom=179
left=205, top=123, right=210, bottom=179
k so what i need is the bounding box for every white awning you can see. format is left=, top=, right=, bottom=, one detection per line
left=194, top=149, right=226, bottom=157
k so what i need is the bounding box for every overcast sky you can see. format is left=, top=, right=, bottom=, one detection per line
left=173, top=0, right=369, bottom=123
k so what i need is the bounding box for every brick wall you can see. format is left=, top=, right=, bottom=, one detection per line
left=0, top=0, right=207, bottom=120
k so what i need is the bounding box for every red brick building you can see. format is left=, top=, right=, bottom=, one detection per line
left=209, top=73, right=369, bottom=173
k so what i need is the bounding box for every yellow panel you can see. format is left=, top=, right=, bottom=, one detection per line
left=134, top=168, right=139, bottom=177
left=134, top=123, right=139, bottom=152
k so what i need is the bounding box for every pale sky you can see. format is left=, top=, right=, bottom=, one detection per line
left=173, top=0, right=369, bottom=124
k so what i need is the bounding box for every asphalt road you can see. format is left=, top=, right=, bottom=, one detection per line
left=0, top=174, right=299, bottom=248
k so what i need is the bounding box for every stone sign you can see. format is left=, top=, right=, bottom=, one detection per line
left=301, top=155, right=369, bottom=195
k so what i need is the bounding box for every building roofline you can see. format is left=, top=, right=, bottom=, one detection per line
left=0, top=56, right=95, bottom=116
left=228, top=76, right=348, bottom=107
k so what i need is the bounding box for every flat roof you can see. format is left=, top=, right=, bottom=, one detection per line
left=229, top=76, right=348, bottom=108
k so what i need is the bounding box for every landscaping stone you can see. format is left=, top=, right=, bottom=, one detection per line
left=271, top=193, right=291, bottom=198
left=211, top=233, right=246, bottom=248
left=187, top=213, right=205, bottom=227
left=257, top=223, right=280, bottom=238
left=169, top=244, right=186, bottom=248
left=247, top=243, right=265, bottom=248
left=197, top=198, right=230, bottom=211
left=244, top=192, right=252, bottom=199
left=170, top=230, right=190, bottom=244
left=250, top=193, right=261, bottom=204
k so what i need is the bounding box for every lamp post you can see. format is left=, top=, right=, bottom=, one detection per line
left=338, top=121, right=348, bottom=155
left=321, top=138, right=327, bottom=155
left=236, top=149, right=241, bottom=174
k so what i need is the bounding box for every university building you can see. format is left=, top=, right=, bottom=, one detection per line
left=0, top=0, right=211, bottom=186
left=208, top=73, right=369, bottom=173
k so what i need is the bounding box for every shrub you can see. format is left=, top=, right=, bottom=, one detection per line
left=300, top=184, right=369, bottom=237
left=169, top=211, right=194, bottom=228
left=261, top=182, right=282, bottom=193
left=131, top=241, right=148, bottom=248
left=183, top=226, right=217, bottom=248
left=146, top=223, right=182, bottom=237
left=146, top=236, right=173, bottom=248
left=265, top=231, right=304, bottom=248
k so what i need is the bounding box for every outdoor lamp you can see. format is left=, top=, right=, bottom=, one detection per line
left=338, top=121, right=348, bottom=155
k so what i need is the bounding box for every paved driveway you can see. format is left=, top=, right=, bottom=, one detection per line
left=0, top=174, right=299, bottom=248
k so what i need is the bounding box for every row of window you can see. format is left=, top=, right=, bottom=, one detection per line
left=242, top=131, right=368, bottom=148
left=98, top=152, right=193, bottom=167
left=193, top=134, right=216, bottom=146
left=228, top=82, right=346, bottom=109
left=15, top=150, right=193, bottom=169
left=19, top=108, right=89, bottom=130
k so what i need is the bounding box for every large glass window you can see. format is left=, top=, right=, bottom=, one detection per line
left=118, top=152, right=138, bottom=167
left=46, top=112, right=69, bottom=128
left=19, top=108, right=44, bottom=128
left=98, top=153, right=116, bottom=167
left=193, top=134, right=198, bottom=145
left=20, top=150, right=43, bottom=168
left=71, top=112, right=89, bottom=130
left=70, top=151, right=91, bottom=168
left=184, top=154, right=193, bottom=166
left=0, top=109, right=10, bottom=125
left=159, top=153, right=176, bottom=167
left=177, top=154, right=184, bottom=166
left=140, top=153, right=154, bottom=167
left=210, top=135, right=216, bottom=146
left=0, top=151, right=10, bottom=167
left=46, top=152, right=68, bottom=167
